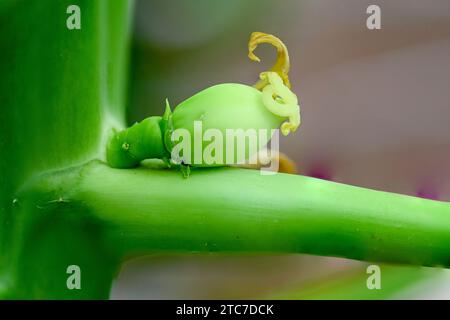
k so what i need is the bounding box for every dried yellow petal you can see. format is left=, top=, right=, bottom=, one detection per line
left=248, top=32, right=291, bottom=90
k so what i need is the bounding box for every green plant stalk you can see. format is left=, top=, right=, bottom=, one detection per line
left=25, top=161, right=450, bottom=267
left=0, top=0, right=133, bottom=299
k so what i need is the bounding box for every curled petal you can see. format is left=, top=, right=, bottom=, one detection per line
left=248, top=32, right=291, bottom=90
left=261, top=72, right=300, bottom=136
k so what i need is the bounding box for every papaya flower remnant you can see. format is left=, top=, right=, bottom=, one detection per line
left=106, top=32, right=301, bottom=176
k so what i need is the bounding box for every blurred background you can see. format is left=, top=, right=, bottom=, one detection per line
left=112, top=0, right=450, bottom=299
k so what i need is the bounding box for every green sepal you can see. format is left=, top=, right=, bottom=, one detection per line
left=179, top=163, right=191, bottom=179
left=160, top=99, right=174, bottom=157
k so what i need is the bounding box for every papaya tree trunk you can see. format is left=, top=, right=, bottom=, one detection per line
left=0, top=0, right=133, bottom=299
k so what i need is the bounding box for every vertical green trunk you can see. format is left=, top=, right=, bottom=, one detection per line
left=0, top=0, right=133, bottom=298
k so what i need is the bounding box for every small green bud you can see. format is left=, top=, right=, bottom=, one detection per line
left=106, top=117, right=167, bottom=168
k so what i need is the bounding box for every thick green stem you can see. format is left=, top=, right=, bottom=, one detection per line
left=64, top=162, right=450, bottom=267
left=8, top=159, right=450, bottom=298
left=0, top=0, right=134, bottom=298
